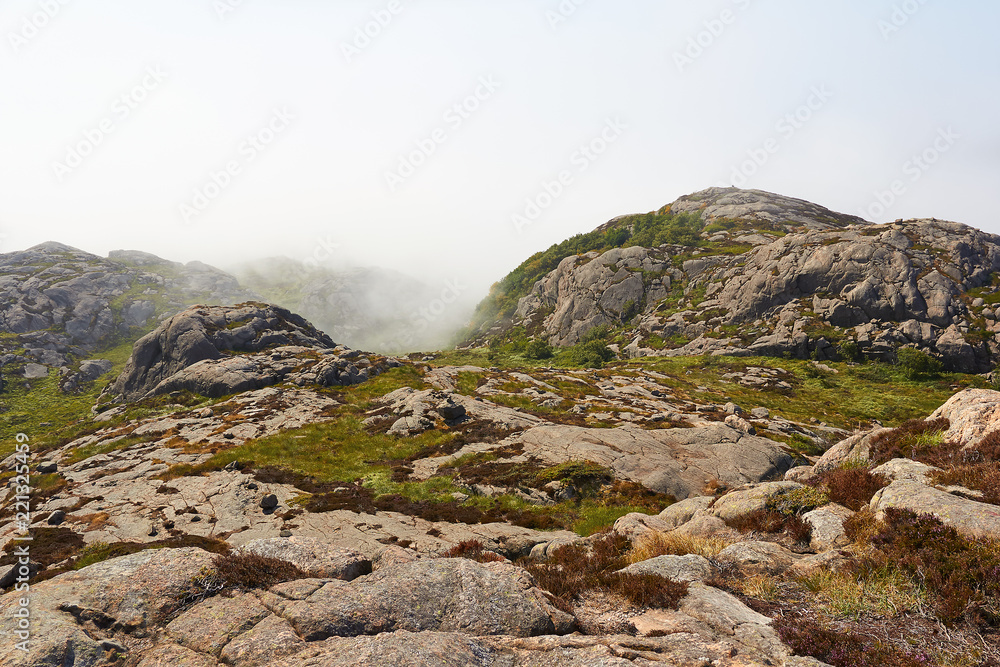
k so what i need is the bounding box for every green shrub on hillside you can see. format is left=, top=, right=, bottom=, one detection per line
left=895, top=347, right=943, bottom=379
left=470, top=210, right=703, bottom=327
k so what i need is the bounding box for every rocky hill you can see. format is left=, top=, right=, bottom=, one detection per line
left=467, top=187, right=1000, bottom=373
left=2, top=292, right=1000, bottom=665
left=0, top=243, right=257, bottom=393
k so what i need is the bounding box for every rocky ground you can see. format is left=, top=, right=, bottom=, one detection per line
left=0, top=300, right=999, bottom=665
left=2, top=188, right=1000, bottom=666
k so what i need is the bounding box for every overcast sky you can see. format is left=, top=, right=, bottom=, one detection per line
left=1, top=1, right=997, bottom=300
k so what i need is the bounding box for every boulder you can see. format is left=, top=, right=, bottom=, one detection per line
left=109, top=303, right=335, bottom=401
left=709, top=481, right=804, bottom=522
left=235, top=537, right=371, bottom=580
left=930, top=388, right=1000, bottom=449
left=803, top=503, right=853, bottom=552
left=618, top=554, right=717, bottom=583
left=715, top=541, right=801, bottom=575
left=870, top=480, right=1000, bottom=540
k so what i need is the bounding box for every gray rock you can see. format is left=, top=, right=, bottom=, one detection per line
left=236, top=537, right=371, bottom=580
left=715, top=541, right=801, bottom=575
left=871, top=480, right=1000, bottom=540
left=270, top=558, right=574, bottom=640
left=259, top=494, right=279, bottom=510
left=512, top=424, right=793, bottom=500
left=803, top=503, right=853, bottom=552
left=618, top=554, right=716, bottom=582
left=709, top=481, right=804, bottom=521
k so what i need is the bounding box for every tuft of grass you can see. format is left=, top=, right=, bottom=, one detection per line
left=627, top=531, right=732, bottom=563
left=797, top=566, right=922, bottom=620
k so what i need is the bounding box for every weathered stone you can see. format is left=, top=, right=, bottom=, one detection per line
left=930, top=388, right=1000, bottom=448
left=656, top=496, right=715, bottom=529
left=166, top=593, right=270, bottom=657
left=803, top=503, right=853, bottom=552
left=871, top=480, right=1000, bottom=540
left=236, top=537, right=371, bottom=580
left=618, top=554, right=716, bottom=583
left=273, top=559, right=574, bottom=640
left=513, top=424, right=794, bottom=499
left=715, top=541, right=801, bottom=575
left=709, top=482, right=804, bottom=521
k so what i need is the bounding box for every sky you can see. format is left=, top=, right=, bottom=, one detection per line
left=1, top=1, right=998, bottom=306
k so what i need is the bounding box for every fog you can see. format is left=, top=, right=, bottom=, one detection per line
left=1, top=1, right=998, bottom=325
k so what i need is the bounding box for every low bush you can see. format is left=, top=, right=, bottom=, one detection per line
left=212, top=552, right=308, bottom=590
left=725, top=509, right=812, bottom=544
left=444, top=540, right=505, bottom=563
left=895, top=347, right=943, bottom=379
left=814, top=466, right=890, bottom=511
left=865, top=508, right=1000, bottom=626
left=867, top=417, right=950, bottom=464
left=775, top=615, right=932, bottom=667
left=525, top=532, right=688, bottom=612
left=525, top=339, right=554, bottom=360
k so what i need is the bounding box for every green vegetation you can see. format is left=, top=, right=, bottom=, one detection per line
left=470, top=209, right=703, bottom=328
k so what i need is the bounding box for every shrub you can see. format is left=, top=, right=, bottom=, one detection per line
left=895, top=347, right=943, bottom=379
left=867, top=417, right=950, bottom=465
left=814, top=466, right=890, bottom=511
left=767, top=486, right=830, bottom=516
left=837, top=339, right=862, bottom=362
left=444, top=540, right=505, bottom=563
left=865, top=508, right=1000, bottom=626
left=212, top=552, right=308, bottom=590
left=524, top=338, right=554, bottom=360
left=568, top=340, right=614, bottom=368
left=725, top=509, right=812, bottom=544
left=775, top=615, right=931, bottom=667
left=525, top=532, right=687, bottom=611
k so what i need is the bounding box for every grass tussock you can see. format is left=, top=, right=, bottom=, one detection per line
left=627, top=531, right=732, bottom=563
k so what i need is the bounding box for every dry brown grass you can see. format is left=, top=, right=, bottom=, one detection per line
left=626, top=531, right=732, bottom=563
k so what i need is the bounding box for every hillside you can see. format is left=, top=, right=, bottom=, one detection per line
left=467, top=187, right=1000, bottom=374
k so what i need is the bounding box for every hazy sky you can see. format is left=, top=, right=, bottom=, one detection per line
left=1, top=1, right=997, bottom=302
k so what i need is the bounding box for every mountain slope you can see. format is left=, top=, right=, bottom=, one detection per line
left=467, top=187, right=1000, bottom=373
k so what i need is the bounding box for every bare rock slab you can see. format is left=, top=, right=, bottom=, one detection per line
left=514, top=423, right=793, bottom=499
left=270, top=558, right=574, bottom=640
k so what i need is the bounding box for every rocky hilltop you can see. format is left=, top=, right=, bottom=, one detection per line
left=2, top=292, right=1000, bottom=665
left=469, top=187, right=1000, bottom=373
left=0, top=243, right=257, bottom=393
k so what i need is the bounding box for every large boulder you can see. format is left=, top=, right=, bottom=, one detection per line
left=0, top=547, right=218, bottom=666
left=929, top=388, right=1000, bottom=449
left=110, top=302, right=350, bottom=401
